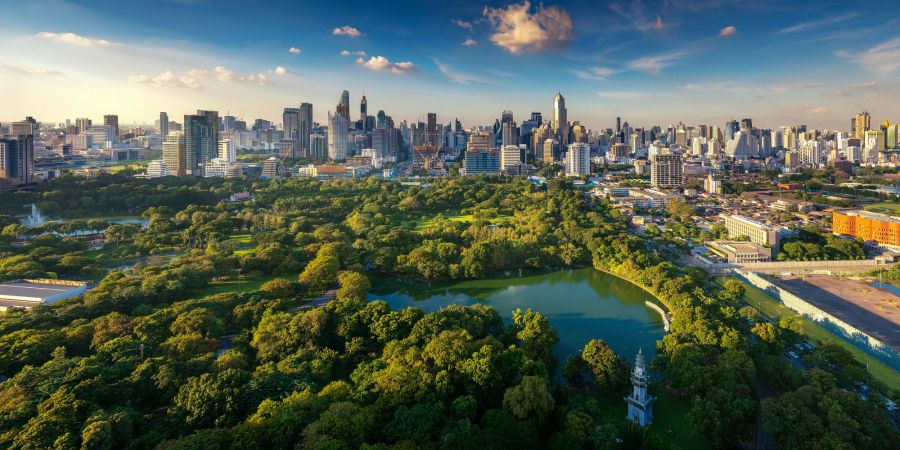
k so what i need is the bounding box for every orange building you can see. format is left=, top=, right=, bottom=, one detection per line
left=832, top=210, right=900, bottom=247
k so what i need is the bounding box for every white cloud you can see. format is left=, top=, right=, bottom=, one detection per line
left=627, top=51, right=690, bottom=74
left=853, top=38, right=900, bottom=74
left=333, top=25, right=363, bottom=37
left=288, top=47, right=301, bottom=54
left=451, top=19, right=474, bottom=31
left=356, top=56, right=417, bottom=74
left=128, top=70, right=201, bottom=89
left=462, top=37, right=478, bottom=47
left=36, top=31, right=120, bottom=47
left=773, top=82, right=821, bottom=92
left=608, top=3, right=672, bottom=32
left=834, top=90, right=849, bottom=96
left=573, top=67, right=618, bottom=81
left=273, top=66, right=295, bottom=76
left=597, top=91, right=646, bottom=100
left=482, top=1, right=574, bottom=54
left=778, top=12, right=858, bottom=34
left=434, top=59, right=484, bottom=84
left=807, top=107, right=827, bottom=114
left=340, top=50, right=366, bottom=57
left=851, top=80, right=877, bottom=89
left=720, top=26, right=737, bottom=36
left=0, top=64, right=62, bottom=76
left=211, top=66, right=268, bottom=85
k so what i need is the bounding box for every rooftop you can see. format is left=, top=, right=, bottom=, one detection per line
left=836, top=210, right=900, bottom=224
left=0, top=279, right=89, bottom=304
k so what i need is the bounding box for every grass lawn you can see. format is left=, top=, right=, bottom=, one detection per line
left=739, top=280, right=900, bottom=391
left=863, top=203, right=900, bottom=216
left=196, top=273, right=291, bottom=297
left=415, top=212, right=514, bottom=229
left=229, top=234, right=253, bottom=245
left=595, top=386, right=711, bottom=450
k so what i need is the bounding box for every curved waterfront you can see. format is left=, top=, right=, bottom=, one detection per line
left=369, top=268, right=666, bottom=361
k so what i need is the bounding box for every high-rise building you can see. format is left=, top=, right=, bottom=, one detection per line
left=650, top=153, right=682, bottom=188
left=162, top=132, right=187, bottom=176
left=337, top=90, right=350, bottom=119
left=360, top=95, right=367, bottom=122
left=426, top=113, right=438, bottom=147
left=500, top=145, right=523, bottom=173
left=0, top=135, right=34, bottom=185
left=299, top=103, right=313, bottom=155
left=328, top=112, right=349, bottom=160
left=11, top=117, right=38, bottom=136
left=283, top=108, right=300, bottom=142
left=553, top=92, right=568, bottom=146
left=103, top=114, right=119, bottom=139
left=565, top=142, right=591, bottom=175
left=159, top=112, right=169, bottom=137
left=218, top=139, right=236, bottom=162
left=86, top=125, right=115, bottom=148
left=76, top=118, right=91, bottom=133
left=854, top=112, right=871, bottom=140
left=543, top=138, right=559, bottom=163
left=184, top=114, right=216, bottom=176
left=725, top=119, right=739, bottom=141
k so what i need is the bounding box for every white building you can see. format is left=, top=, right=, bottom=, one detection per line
left=500, top=145, right=522, bottom=172
left=204, top=158, right=228, bottom=177
left=328, top=112, right=349, bottom=159
left=565, top=142, right=591, bottom=175
left=146, top=160, right=168, bottom=178
left=218, top=139, right=236, bottom=163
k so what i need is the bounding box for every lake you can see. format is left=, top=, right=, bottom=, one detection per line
left=369, top=268, right=666, bottom=362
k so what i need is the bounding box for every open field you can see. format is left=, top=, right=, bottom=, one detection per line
left=773, top=276, right=899, bottom=351
left=739, top=280, right=900, bottom=390
left=196, top=273, right=290, bottom=297
left=415, top=212, right=514, bottom=229
left=863, top=203, right=900, bottom=216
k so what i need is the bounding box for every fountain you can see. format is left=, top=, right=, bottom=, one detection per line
left=20, top=203, right=46, bottom=226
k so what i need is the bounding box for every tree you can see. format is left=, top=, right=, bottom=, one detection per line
left=173, top=368, right=251, bottom=428
left=511, top=309, right=559, bottom=369
left=299, top=243, right=340, bottom=292
left=260, top=278, right=296, bottom=299
left=580, top=339, right=630, bottom=396
left=502, top=376, right=555, bottom=423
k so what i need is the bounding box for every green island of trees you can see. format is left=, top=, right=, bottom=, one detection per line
left=0, top=174, right=896, bottom=449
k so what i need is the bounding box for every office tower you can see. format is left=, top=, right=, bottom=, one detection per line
left=650, top=153, right=682, bottom=188
left=76, top=118, right=92, bottom=133
left=565, top=142, right=591, bottom=175
left=887, top=123, right=899, bottom=149
left=11, top=117, right=38, bottom=136
left=223, top=115, right=236, bottom=132
left=726, top=131, right=754, bottom=161
left=162, top=132, right=187, bottom=176
left=360, top=95, right=367, bottom=122
left=543, top=139, right=559, bottom=163
left=426, top=113, right=438, bottom=147
left=160, top=112, right=169, bottom=137
left=337, top=90, right=350, bottom=119
left=616, top=116, right=621, bottom=133
left=853, top=112, right=871, bottom=139
left=464, top=134, right=499, bottom=175
left=375, top=110, right=387, bottom=130
left=196, top=110, right=220, bottom=146
left=310, top=131, right=328, bottom=160
left=218, top=139, right=236, bottom=162
left=553, top=92, right=568, bottom=146
left=328, top=112, right=349, bottom=159
left=740, top=118, right=752, bottom=131
left=725, top=120, right=739, bottom=141
left=86, top=125, right=115, bottom=148
left=571, top=122, right=587, bottom=144
left=500, top=145, right=522, bottom=172
left=0, top=135, right=34, bottom=185
left=299, top=102, right=313, bottom=155
left=283, top=107, right=300, bottom=153
left=184, top=114, right=216, bottom=176
left=103, top=115, right=119, bottom=139
left=500, top=111, right=517, bottom=148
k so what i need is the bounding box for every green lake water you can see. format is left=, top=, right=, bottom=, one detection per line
left=369, top=268, right=666, bottom=361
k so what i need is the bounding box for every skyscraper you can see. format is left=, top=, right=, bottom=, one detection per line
left=0, top=135, right=34, bottom=185
left=299, top=103, right=313, bottom=156
left=553, top=92, right=568, bottom=146
left=337, top=90, right=350, bottom=119
left=565, top=142, right=591, bottom=175
left=163, top=132, right=187, bottom=176
left=426, top=113, right=438, bottom=147
left=360, top=95, right=367, bottom=122
left=854, top=112, right=871, bottom=140
left=184, top=114, right=216, bottom=176
left=650, top=153, right=682, bottom=188
left=328, top=111, right=349, bottom=160
left=283, top=107, right=300, bottom=156
left=11, top=117, right=38, bottom=137
left=160, top=112, right=169, bottom=137
left=103, top=114, right=119, bottom=139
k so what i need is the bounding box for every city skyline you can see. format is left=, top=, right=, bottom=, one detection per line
left=1, top=0, right=898, bottom=129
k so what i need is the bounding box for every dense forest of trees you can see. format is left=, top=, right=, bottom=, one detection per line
left=0, top=173, right=895, bottom=449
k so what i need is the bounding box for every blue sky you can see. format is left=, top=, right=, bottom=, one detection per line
left=0, top=0, right=897, bottom=130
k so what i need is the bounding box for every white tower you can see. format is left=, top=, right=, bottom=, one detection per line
left=625, top=349, right=656, bottom=426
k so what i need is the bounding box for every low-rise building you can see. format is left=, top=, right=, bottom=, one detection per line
left=707, top=240, right=773, bottom=263
left=0, top=279, right=90, bottom=312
